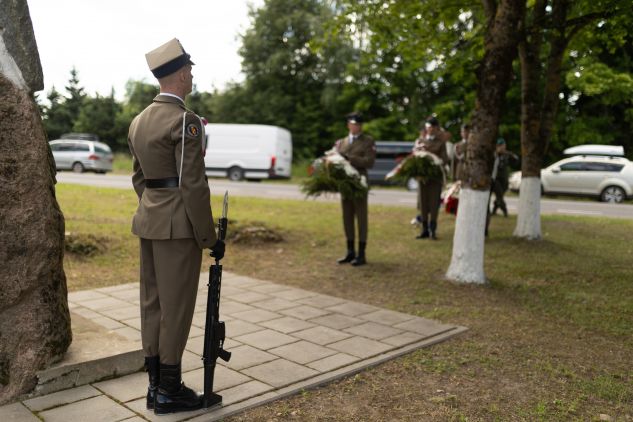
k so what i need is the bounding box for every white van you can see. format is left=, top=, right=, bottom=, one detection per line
left=204, top=124, right=292, bottom=181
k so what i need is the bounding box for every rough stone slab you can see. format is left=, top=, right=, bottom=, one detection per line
left=242, top=359, right=318, bottom=388
left=292, top=326, right=353, bottom=345
left=360, top=309, right=416, bottom=326
left=327, top=336, right=393, bottom=359
left=38, top=395, right=135, bottom=422
left=23, top=384, right=101, bottom=411
left=223, top=345, right=277, bottom=371
left=268, top=341, right=337, bottom=365
left=234, top=329, right=297, bottom=350
left=308, top=314, right=364, bottom=330
left=279, top=305, right=330, bottom=320
left=230, top=309, right=282, bottom=323
left=93, top=371, right=146, bottom=403
left=258, top=316, right=316, bottom=334
left=0, top=402, right=43, bottom=421
left=306, top=353, right=359, bottom=373
left=324, top=302, right=380, bottom=317
left=344, top=322, right=404, bottom=340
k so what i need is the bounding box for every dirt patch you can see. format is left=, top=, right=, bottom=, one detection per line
left=227, top=221, right=284, bottom=245
left=64, top=232, right=107, bottom=257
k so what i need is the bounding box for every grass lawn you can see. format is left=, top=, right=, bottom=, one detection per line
left=57, top=184, right=633, bottom=420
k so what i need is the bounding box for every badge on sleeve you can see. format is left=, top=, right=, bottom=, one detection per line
left=186, top=123, right=200, bottom=138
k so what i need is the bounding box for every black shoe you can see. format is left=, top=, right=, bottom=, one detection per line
left=429, top=221, right=438, bottom=240
left=145, top=356, right=159, bottom=410
left=351, top=255, right=366, bottom=266
left=337, top=251, right=355, bottom=264
left=154, top=363, right=203, bottom=415
left=416, top=222, right=429, bottom=239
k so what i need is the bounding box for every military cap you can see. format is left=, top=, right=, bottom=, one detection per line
left=145, top=38, right=194, bottom=79
left=346, top=111, right=363, bottom=124
left=425, top=116, right=440, bottom=127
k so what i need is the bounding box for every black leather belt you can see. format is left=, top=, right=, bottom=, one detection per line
left=146, top=177, right=179, bottom=189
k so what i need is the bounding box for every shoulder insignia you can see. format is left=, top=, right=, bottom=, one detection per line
left=186, top=123, right=200, bottom=138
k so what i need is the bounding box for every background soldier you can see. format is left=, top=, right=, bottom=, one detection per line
left=128, top=38, right=225, bottom=415
left=452, top=123, right=470, bottom=181
left=491, top=137, right=519, bottom=217
left=413, top=116, right=450, bottom=239
left=334, top=112, right=376, bottom=266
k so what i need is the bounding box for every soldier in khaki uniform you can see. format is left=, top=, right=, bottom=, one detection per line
left=413, top=116, right=450, bottom=239
left=452, top=123, right=470, bottom=181
left=128, top=38, right=225, bottom=415
left=334, top=112, right=376, bottom=266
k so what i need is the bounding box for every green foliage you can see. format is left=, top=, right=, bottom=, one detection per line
left=391, top=155, right=443, bottom=184
left=300, top=160, right=368, bottom=200
left=73, top=91, right=122, bottom=147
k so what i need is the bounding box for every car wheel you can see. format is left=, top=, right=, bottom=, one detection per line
left=600, top=186, right=625, bottom=203
left=227, top=166, right=244, bottom=181
left=406, top=177, right=418, bottom=191
left=72, top=162, right=85, bottom=173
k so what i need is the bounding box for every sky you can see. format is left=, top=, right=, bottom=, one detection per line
left=27, top=0, right=264, bottom=100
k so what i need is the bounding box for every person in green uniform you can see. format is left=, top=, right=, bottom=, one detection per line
left=334, top=112, right=376, bottom=266
left=128, top=38, right=225, bottom=415
left=491, top=137, right=519, bottom=217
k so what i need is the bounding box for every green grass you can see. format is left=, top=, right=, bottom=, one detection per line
left=55, top=184, right=633, bottom=419
left=112, top=152, right=133, bottom=174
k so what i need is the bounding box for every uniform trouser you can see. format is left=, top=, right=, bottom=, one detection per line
left=140, top=237, right=202, bottom=365
left=492, top=180, right=507, bottom=211
left=418, top=179, right=443, bottom=222
left=341, top=194, right=369, bottom=243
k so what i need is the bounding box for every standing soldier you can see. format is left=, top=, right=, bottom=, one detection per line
left=128, top=38, right=225, bottom=415
left=491, top=137, right=519, bottom=217
left=335, top=112, right=376, bottom=266
left=452, top=123, right=470, bottom=181
left=413, top=116, right=450, bottom=239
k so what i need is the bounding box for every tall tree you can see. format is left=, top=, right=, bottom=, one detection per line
left=73, top=89, right=122, bottom=149
left=446, top=0, right=525, bottom=283
left=513, top=0, right=630, bottom=239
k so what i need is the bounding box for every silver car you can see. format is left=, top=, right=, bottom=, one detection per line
left=509, top=155, right=633, bottom=203
left=49, top=139, right=113, bottom=173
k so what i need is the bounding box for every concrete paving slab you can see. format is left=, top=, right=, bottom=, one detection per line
left=268, top=340, right=337, bottom=365
left=68, top=290, right=109, bottom=302
left=242, top=359, right=319, bottom=388
left=95, top=284, right=136, bottom=293
left=223, top=344, right=277, bottom=370
left=38, top=395, right=135, bottom=422
left=9, top=271, right=465, bottom=422
left=93, top=371, right=147, bottom=403
left=0, top=402, right=40, bottom=421
left=23, top=385, right=101, bottom=411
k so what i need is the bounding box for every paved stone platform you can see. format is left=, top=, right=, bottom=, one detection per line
left=1, top=271, right=466, bottom=421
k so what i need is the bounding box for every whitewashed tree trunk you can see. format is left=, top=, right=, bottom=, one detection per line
left=446, top=188, right=489, bottom=284
left=513, top=176, right=541, bottom=239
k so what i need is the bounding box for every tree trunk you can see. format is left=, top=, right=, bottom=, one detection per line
left=0, top=0, right=72, bottom=404
left=514, top=0, right=570, bottom=239
left=447, top=0, right=525, bottom=284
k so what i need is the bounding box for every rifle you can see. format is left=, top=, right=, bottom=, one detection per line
left=202, top=191, right=232, bottom=408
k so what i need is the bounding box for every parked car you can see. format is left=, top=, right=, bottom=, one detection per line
left=368, top=141, right=419, bottom=190
left=204, top=124, right=292, bottom=181
left=509, top=155, right=633, bottom=203
left=49, top=139, right=113, bottom=173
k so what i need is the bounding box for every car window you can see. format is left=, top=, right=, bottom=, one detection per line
left=49, top=143, right=61, bottom=151
left=72, top=143, right=90, bottom=152
left=94, top=145, right=110, bottom=154
left=585, top=162, right=624, bottom=172
left=56, top=143, right=75, bottom=151
left=560, top=162, right=584, bottom=171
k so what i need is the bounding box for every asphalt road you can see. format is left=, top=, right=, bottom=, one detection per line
left=56, top=172, right=633, bottom=219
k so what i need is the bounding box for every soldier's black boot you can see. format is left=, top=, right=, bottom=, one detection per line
left=337, top=240, right=355, bottom=264
left=145, top=356, right=160, bottom=410
left=154, top=363, right=203, bottom=415
left=429, top=221, right=438, bottom=240
left=491, top=203, right=499, bottom=215
left=351, top=242, right=366, bottom=266
left=500, top=202, right=508, bottom=217
left=416, top=221, right=430, bottom=239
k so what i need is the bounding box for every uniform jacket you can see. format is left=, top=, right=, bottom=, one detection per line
left=413, top=130, right=450, bottom=165
left=128, top=94, right=217, bottom=250
left=453, top=139, right=467, bottom=180
left=334, top=133, right=376, bottom=179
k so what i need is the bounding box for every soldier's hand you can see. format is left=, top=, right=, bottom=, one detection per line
left=210, top=239, right=225, bottom=260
